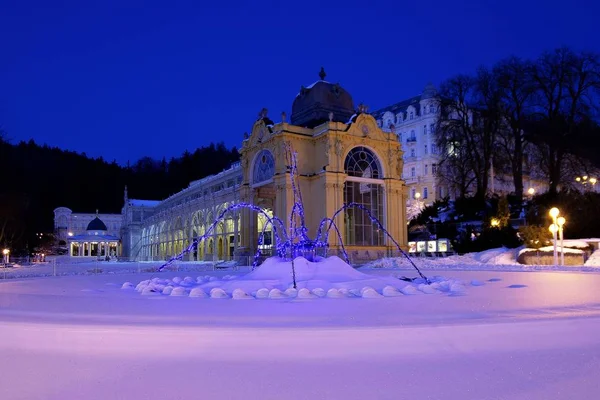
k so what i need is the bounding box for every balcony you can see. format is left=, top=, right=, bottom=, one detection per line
left=406, top=137, right=417, bottom=143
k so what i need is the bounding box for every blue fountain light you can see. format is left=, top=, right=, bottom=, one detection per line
left=159, top=142, right=428, bottom=283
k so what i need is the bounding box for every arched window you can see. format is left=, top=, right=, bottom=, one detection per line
left=252, top=150, right=275, bottom=185
left=343, top=147, right=384, bottom=246
left=344, top=146, right=382, bottom=179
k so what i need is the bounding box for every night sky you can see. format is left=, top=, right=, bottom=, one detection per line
left=2, top=0, right=598, bottom=165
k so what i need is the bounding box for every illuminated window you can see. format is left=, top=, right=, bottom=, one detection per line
left=344, top=147, right=384, bottom=246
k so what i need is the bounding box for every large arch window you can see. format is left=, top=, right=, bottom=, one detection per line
left=343, top=147, right=384, bottom=246
left=252, top=150, right=275, bottom=185
left=344, top=146, right=382, bottom=179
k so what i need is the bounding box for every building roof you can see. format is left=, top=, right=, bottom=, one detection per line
left=291, top=68, right=355, bottom=128
left=371, top=95, right=422, bottom=119
left=87, top=217, right=107, bottom=231
left=128, top=199, right=161, bottom=207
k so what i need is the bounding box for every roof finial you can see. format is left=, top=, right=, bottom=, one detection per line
left=319, top=67, right=326, bottom=81
left=124, top=185, right=128, bottom=202
left=96, top=209, right=99, bottom=217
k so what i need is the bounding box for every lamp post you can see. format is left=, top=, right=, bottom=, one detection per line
left=527, top=187, right=535, bottom=196
left=575, top=175, right=597, bottom=191
left=2, top=249, right=9, bottom=265
left=549, top=207, right=560, bottom=266
left=557, top=216, right=566, bottom=266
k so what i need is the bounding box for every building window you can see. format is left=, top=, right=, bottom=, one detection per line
left=344, top=146, right=382, bottom=179
left=423, top=187, right=428, bottom=199
left=429, top=105, right=435, bottom=113
left=425, top=164, right=428, bottom=175
left=410, top=149, right=415, bottom=157
left=424, top=145, right=428, bottom=155
left=432, top=163, right=437, bottom=174
left=397, top=133, right=402, bottom=142
left=343, top=147, right=384, bottom=247
left=424, top=125, right=427, bottom=135
left=410, top=112, right=414, bottom=120
left=411, top=167, right=416, bottom=177
left=411, top=188, right=416, bottom=199
left=431, top=144, right=437, bottom=154
left=252, top=150, right=275, bottom=185
left=430, top=124, right=435, bottom=134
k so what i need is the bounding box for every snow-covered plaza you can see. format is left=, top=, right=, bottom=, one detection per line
left=1, top=249, right=600, bottom=400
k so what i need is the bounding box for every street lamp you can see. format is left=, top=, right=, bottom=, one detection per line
left=414, top=192, right=421, bottom=200
left=549, top=207, right=560, bottom=266
left=527, top=187, right=535, bottom=196
left=2, top=249, right=9, bottom=265
left=557, top=216, right=566, bottom=266
left=490, top=218, right=500, bottom=228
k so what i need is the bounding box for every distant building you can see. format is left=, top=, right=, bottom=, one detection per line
left=53, top=208, right=122, bottom=257
left=372, top=84, right=446, bottom=206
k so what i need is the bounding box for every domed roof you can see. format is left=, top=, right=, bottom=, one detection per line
left=87, top=217, right=107, bottom=231
left=421, top=83, right=438, bottom=100
left=291, top=68, right=355, bottom=128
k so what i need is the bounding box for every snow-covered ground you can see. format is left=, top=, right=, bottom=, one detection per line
left=1, top=254, right=600, bottom=399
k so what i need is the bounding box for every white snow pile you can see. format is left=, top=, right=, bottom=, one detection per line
left=126, top=256, right=476, bottom=300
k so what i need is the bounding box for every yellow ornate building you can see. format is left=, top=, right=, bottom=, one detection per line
left=120, top=71, right=409, bottom=262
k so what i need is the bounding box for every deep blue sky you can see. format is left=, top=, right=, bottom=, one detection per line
left=2, top=0, right=598, bottom=165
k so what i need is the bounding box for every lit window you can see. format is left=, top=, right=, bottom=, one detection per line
left=343, top=147, right=384, bottom=247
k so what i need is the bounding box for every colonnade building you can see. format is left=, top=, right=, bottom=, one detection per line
left=119, top=71, right=409, bottom=262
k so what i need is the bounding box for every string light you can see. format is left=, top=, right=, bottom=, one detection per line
left=159, top=142, right=429, bottom=284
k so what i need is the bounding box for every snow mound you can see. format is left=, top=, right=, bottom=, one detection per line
left=361, top=287, right=383, bottom=298
left=418, top=284, right=436, bottom=294
left=189, top=288, right=208, bottom=298
left=297, top=288, right=316, bottom=298
left=232, top=288, right=253, bottom=300
left=268, top=289, right=287, bottom=299
left=400, top=285, right=419, bottom=295
left=255, top=288, right=270, bottom=299
left=382, top=286, right=403, bottom=297
left=170, top=287, right=187, bottom=296
left=312, top=288, right=326, bottom=298
left=326, top=288, right=344, bottom=298
left=121, top=282, right=134, bottom=289
left=141, top=286, right=160, bottom=296
left=162, top=286, right=173, bottom=295
left=210, top=288, right=229, bottom=299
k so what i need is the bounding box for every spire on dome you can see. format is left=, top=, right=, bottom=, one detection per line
left=319, top=67, right=326, bottom=81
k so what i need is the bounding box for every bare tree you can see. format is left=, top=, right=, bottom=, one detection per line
left=494, top=56, right=536, bottom=203
left=435, top=71, right=502, bottom=201
left=528, top=48, right=600, bottom=194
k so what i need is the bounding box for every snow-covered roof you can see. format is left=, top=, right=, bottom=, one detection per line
left=128, top=199, right=161, bottom=207
left=295, top=80, right=330, bottom=96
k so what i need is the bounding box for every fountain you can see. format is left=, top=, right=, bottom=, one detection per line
left=158, top=142, right=429, bottom=284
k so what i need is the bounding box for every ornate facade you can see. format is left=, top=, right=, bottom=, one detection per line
left=119, top=72, right=409, bottom=262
